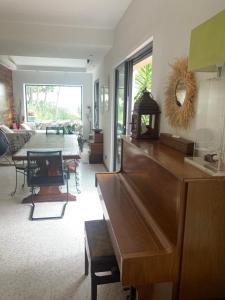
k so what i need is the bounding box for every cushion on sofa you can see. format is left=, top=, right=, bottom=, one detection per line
left=4, top=131, right=32, bottom=154
left=0, top=125, right=14, bottom=134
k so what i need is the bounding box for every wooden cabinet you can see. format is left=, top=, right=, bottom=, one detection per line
left=89, top=132, right=103, bottom=163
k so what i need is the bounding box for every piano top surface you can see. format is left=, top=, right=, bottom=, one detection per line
left=122, top=136, right=214, bottom=180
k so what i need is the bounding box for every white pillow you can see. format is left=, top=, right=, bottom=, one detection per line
left=20, top=123, right=32, bottom=130
left=0, top=124, right=14, bottom=133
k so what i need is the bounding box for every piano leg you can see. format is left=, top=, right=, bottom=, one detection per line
left=136, top=285, right=153, bottom=300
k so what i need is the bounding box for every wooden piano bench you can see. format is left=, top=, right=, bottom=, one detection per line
left=84, top=220, right=136, bottom=300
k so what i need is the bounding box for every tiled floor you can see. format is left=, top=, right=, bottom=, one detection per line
left=0, top=158, right=128, bottom=300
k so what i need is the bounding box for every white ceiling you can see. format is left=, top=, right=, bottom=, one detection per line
left=0, top=0, right=132, bottom=29
left=10, top=56, right=88, bottom=72
left=0, top=0, right=133, bottom=72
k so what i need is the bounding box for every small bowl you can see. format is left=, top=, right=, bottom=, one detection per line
left=92, top=128, right=102, bottom=133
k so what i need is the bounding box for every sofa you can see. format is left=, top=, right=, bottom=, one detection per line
left=0, top=125, right=33, bottom=154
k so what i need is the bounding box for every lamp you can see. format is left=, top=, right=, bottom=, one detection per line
left=187, top=9, right=225, bottom=174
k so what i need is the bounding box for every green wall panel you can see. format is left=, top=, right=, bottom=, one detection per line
left=188, top=9, right=225, bottom=72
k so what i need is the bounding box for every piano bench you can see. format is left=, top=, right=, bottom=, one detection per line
left=84, top=219, right=120, bottom=300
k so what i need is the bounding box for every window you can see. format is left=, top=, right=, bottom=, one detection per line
left=127, top=44, right=153, bottom=134
left=131, top=55, right=152, bottom=112
left=25, top=85, right=82, bottom=123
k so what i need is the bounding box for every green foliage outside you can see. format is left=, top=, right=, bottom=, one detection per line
left=28, top=102, right=80, bottom=121
left=116, top=63, right=152, bottom=131
left=134, top=63, right=152, bottom=101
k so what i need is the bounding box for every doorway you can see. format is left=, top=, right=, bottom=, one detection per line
left=94, top=80, right=100, bottom=129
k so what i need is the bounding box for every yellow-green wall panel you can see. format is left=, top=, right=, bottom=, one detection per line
left=188, top=9, right=225, bottom=72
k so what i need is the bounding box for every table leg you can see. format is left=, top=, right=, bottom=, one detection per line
left=22, top=185, right=76, bottom=203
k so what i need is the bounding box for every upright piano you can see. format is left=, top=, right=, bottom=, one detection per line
left=96, top=136, right=225, bottom=300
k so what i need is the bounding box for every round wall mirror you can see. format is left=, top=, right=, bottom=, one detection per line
left=165, top=58, right=197, bottom=128
left=175, top=80, right=186, bottom=106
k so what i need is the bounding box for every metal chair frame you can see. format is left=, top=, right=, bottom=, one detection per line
left=11, top=160, right=27, bottom=196
left=0, top=130, right=10, bottom=164
left=0, top=130, right=27, bottom=196
left=64, top=158, right=81, bottom=194
left=27, top=150, right=69, bottom=221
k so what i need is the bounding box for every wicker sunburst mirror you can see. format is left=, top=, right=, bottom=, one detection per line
left=165, top=58, right=197, bottom=128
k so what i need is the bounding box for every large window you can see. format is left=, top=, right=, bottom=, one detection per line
left=25, top=85, right=82, bottom=123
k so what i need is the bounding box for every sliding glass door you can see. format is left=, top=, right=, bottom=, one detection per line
left=113, top=63, right=128, bottom=171
left=113, top=43, right=153, bottom=171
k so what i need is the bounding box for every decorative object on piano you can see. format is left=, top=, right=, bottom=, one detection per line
left=160, top=133, right=194, bottom=155
left=204, top=153, right=218, bottom=163
left=165, top=57, right=197, bottom=128
left=131, top=89, right=161, bottom=139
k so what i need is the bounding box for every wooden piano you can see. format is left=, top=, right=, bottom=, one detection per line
left=96, top=136, right=225, bottom=300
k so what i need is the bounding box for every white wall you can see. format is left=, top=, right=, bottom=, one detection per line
left=94, top=0, right=225, bottom=171
left=12, top=70, right=93, bottom=139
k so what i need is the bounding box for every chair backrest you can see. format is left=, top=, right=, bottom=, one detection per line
left=27, top=150, right=64, bottom=187
left=0, top=130, right=9, bottom=157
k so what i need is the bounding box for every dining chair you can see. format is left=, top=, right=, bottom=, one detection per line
left=27, top=150, right=69, bottom=220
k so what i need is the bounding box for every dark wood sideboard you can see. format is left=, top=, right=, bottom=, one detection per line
left=96, top=136, right=225, bottom=300
left=89, top=132, right=103, bottom=163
